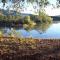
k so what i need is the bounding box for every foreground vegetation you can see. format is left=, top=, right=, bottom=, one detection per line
left=0, top=37, right=59, bottom=60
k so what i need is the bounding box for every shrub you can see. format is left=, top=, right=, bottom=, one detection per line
left=30, top=11, right=53, bottom=25
left=23, top=16, right=31, bottom=24
left=38, top=11, right=53, bottom=23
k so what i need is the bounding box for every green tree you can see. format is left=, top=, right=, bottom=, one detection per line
left=24, top=16, right=31, bottom=24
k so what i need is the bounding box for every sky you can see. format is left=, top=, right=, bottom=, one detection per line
left=45, top=0, right=60, bottom=16
left=0, top=0, right=60, bottom=16
left=48, top=0, right=57, bottom=5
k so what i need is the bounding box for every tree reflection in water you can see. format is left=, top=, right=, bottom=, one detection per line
left=25, top=23, right=52, bottom=34
left=0, top=22, right=52, bottom=37
left=35, top=23, right=52, bottom=34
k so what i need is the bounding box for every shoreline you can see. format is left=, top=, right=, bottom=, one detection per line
left=0, top=36, right=60, bottom=40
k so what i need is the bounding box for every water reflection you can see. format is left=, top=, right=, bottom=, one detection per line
left=35, top=23, right=51, bottom=33
left=0, top=21, right=60, bottom=39
left=0, top=22, right=51, bottom=38
left=24, top=23, right=51, bottom=32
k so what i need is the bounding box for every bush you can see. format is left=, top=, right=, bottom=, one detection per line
left=37, top=11, right=53, bottom=23
left=0, top=15, right=22, bottom=21
left=23, top=16, right=30, bottom=24
left=30, top=11, right=53, bottom=25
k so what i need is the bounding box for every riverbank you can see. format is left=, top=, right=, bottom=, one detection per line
left=0, top=37, right=60, bottom=60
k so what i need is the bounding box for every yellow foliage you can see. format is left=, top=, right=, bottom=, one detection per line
left=0, top=31, right=3, bottom=37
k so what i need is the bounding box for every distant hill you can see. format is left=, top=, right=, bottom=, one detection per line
left=0, top=9, right=33, bottom=16
left=51, top=16, right=60, bottom=21
left=0, top=9, right=21, bottom=16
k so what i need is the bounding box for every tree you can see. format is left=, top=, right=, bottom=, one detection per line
left=1, top=0, right=49, bottom=9
left=57, top=0, right=60, bottom=3
left=27, top=0, right=49, bottom=7
left=37, top=0, right=49, bottom=12
left=27, top=0, right=49, bottom=12
left=1, top=0, right=49, bottom=15
left=1, top=0, right=7, bottom=7
left=56, top=0, right=60, bottom=7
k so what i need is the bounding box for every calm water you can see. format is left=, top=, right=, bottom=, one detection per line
left=1, top=22, right=60, bottom=39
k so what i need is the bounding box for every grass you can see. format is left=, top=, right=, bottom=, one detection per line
left=0, top=37, right=60, bottom=60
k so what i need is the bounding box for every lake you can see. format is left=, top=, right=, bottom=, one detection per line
left=0, top=22, right=60, bottom=39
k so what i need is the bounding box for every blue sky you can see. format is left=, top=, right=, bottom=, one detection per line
left=48, top=0, right=57, bottom=5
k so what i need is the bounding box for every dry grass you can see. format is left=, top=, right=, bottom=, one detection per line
left=0, top=37, right=60, bottom=60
